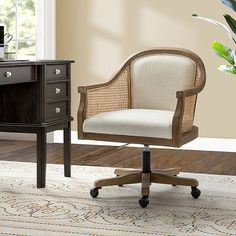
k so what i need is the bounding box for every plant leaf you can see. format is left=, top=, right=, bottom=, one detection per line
left=192, top=14, right=235, bottom=41
left=224, top=14, right=236, bottom=34
left=222, top=0, right=236, bottom=12
left=218, top=65, right=236, bottom=74
left=212, top=41, right=235, bottom=65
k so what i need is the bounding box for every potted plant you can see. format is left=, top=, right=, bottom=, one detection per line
left=193, top=0, right=236, bottom=74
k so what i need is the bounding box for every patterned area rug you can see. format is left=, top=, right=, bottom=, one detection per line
left=0, top=161, right=235, bottom=236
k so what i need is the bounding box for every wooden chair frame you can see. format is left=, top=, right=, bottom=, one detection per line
left=78, top=48, right=206, bottom=147
left=77, top=48, right=206, bottom=207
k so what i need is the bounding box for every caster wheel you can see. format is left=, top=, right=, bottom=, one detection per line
left=139, top=196, right=149, bottom=208
left=191, top=187, right=201, bottom=199
left=172, top=175, right=177, bottom=186
left=90, top=187, right=101, bottom=198
left=116, top=175, right=123, bottom=187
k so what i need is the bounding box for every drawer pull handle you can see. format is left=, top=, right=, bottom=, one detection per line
left=55, top=107, right=61, bottom=113
left=55, top=88, right=61, bottom=94
left=55, top=69, right=61, bottom=75
left=5, top=71, right=12, bottom=78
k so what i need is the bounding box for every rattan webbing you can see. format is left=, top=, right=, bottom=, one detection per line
left=85, top=67, right=130, bottom=118
left=181, top=67, right=200, bottom=133
left=182, top=95, right=197, bottom=133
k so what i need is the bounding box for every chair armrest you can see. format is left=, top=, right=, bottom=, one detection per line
left=172, top=61, right=206, bottom=146
left=176, top=80, right=205, bottom=98
left=78, top=66, right=130, bottom=119
left=176, top=65, right=206, bottom=98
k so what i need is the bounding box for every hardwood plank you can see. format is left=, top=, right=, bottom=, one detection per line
left=0, top=140, right=235, bottom=175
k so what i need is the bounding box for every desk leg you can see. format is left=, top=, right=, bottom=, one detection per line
left=64, top=122, right=71, bottom=177
left=37, top=128, right=47, bottom=188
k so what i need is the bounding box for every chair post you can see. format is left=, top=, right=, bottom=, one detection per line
left=142, top=145, right=151, bottom=173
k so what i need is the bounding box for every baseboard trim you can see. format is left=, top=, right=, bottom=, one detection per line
left=0, top=132, right=37, bottom=141
left=53, top=131, right=236, bottom=152
left=0, top=132, right=54, bottom=142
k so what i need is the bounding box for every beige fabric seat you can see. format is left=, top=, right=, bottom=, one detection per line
left=83, top=109, right=174, bottom=139
left=78, top=48, right=206, bottom=208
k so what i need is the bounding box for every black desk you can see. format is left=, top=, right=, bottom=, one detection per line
left=0, top=60, right=74, bottom=188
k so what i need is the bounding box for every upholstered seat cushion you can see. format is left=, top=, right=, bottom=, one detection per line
left=83, top=109, right=175, bottom=139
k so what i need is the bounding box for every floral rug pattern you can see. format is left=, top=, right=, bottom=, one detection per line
left=0, top=161, right=235, bottom=235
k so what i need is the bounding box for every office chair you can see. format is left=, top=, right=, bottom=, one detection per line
left=78, top=48, right=206, bottom=207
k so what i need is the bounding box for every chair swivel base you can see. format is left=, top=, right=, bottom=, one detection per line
left=90, top=168, right=201, bottom=208
left=90, top=147, right=201, bottom=208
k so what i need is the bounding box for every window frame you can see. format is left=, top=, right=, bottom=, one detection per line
left=0, top=0, right=55, bottom=59
left=36, top=0, right=56, bottom=59
left=0, top=0, right=37, bottom=59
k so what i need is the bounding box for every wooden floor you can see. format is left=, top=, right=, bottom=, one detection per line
left=0, top=140, right=236, bottom=175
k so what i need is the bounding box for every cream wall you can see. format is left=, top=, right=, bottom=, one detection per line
left=56, top=0, right=236, bottom=138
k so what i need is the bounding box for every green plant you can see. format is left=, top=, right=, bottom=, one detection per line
left=193, top=0, right=236, bottom=74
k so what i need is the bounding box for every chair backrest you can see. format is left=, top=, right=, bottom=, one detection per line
left=130, top=50, right=197, bottom=111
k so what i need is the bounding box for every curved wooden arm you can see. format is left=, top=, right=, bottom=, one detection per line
left=176, top=77, right=206, bottom=98
left=172, top=59, right=206, bottom=146
left=176, top=58, right=206, bottom=98
left=78, top=82, right=112, bottom=94
left=78, top=66, right=130, bottom=119
left=78, top=57, right=133, bottom=94
left=77, top=67, right=130, bottom=139
left=78, top=86, right=84, bottom=93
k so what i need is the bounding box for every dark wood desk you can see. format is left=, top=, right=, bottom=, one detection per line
left=0, top=60, right=74, bottom=188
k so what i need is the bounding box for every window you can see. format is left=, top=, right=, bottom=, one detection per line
left=0, top=0, right=36, bottom=59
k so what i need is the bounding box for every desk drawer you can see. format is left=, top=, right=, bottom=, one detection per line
left=0, top=66, right=32, bottom=83
left=46, top=65, right=67, bottom=80
left=46, top=101, right=67, bottom=120
left=46, top=82, right=67, bottom=101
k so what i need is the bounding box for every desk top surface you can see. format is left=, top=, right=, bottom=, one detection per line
left=0, top=59, right=74, bottom=66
